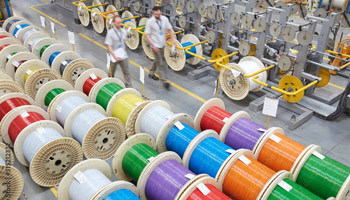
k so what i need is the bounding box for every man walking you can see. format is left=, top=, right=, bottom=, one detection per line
left=105, top=15, right=132, bottom=88
left=145, top=6, right=176, bottom=89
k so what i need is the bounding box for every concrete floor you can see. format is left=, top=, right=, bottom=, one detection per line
left=9, top=0, right=350, bottom=199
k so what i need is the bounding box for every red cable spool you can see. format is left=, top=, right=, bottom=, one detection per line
left=0, top=98, right=31, bottom=121
left=0, top=35, right=8, bottom=39
left=8, top=112, right=45, bottom=143
left=0, top=44, right=10, bottom=51
left=200, top=106, right=232, bottom=135
left=82, top=76, right=102, bottom=95
left=187, top=184, right=231, bottom=200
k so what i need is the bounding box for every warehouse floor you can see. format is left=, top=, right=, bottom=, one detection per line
left=10, top=0, right=350, bottom=199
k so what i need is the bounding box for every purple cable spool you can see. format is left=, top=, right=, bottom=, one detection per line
left=145, top=159, right=195, bottom=200
left=225, top=117, right=266, bottom=151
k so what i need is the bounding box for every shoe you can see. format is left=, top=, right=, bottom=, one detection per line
left=163, top=82, right=170, bottom=89
left=148, top=74, right=159, bottom=81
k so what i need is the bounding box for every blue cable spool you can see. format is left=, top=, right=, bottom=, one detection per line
left=122, top=17, right=131, bottom=24
left=188, top=136, right=234, bottom=178
left=49, top=52, right=61, bottom=66
left=165, top=123, right=199, bottom=158
left=13, top=24, right=30, bottom=37
left=182, top=42, right=196, bottom=59
left=105, top=189, right=141, bottom=200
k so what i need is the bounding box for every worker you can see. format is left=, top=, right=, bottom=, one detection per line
left=105, top=15, right=132, bottom=88
left=145, top=6, right=176, bottom=89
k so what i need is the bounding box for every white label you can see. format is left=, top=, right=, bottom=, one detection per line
left=109, top=19, right=113, bottom=24
left=106, top=53, right=111, bottom=70
left=262, top=97, right=279, bottom=117
left=213, top=80, right=217, bottom=96
left=26, top=69, right=32, bottom=75
left=61, top=60, right=68, bottom=66
left=92, top=12, right=97, bottom=17
left=78, top=6, right=82, bottom=11
left=257, top=128, right=267, bottom=132
left=14, top=31, right=19, bottom=38
left=171, top=45, right=176, bottom=52
left=231, top=68, right=241, bottom=78
left=197, top=183, right=210, bottom=195
left=269, top=134, right=281, bottom=143
left=226, top=149, right=235, bottom=154
left=174, top=121, right=185, bottom=130
left=140, top=67, right=145, bottom=84
left=40, top=16, right=46, bottom=27
left=12, top=61, right=19, bottom=67
left=135, top=102, right=142, bottom=106
left=16, top=24, right=21, bottom=29
left=223, top=117, right=229, bottom=123
left=148, top=156, right=154, bottom=161
left=74, top=171, right=87, bottom=184
left=7, top=55, right=12, bottom=60
left=90, top=73, right=97, bottom=80
left=37, top=127, right=46, bottom=134
left=68, top=31, right=75, bottom=44
left=50, top=21, right=55, bottom=33
left=127, top=27, right=132, bottom=32
left=239, top=155, right=251, bottom=165
left=278, top=180, right=293, bottom=192
left=185, top=173, right=196, bottom=179
left=312, top=151, right=325, bottom=160
left=56, top=105, right=62, bottom=112
left=20, top=112, right=29, bottom=118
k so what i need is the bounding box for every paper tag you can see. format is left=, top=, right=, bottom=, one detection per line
left=90, top=73, right=97, bottom=79
left=239, top=155, right=251, bottom=165
left=231, top=68, right=241, bottom=78
left=226, top=149, right=235, bottom=154
left=213, top=80, right=217, bottom=96
left=56, top=105, right=62, bottom=112
left=262, top=97, right=279, bottom=117
left=92, top=12, right=97, bottom=17
left=278, top=180, right=293, bottom=192
left=12, top=61, right=19, bottom=67
left=109, top=19, right=113, bottom=24
left=40, top=16, right=46, bottom=27
left=257, top=128, right=267, bottom=132
left=127, top=27, right=132, bottom=32
left=223, top=117, right=229, bottom=122
left=106, top=53, right=111, bottom=70
left=6, top=55, right=12, bottom=60
left=16, top=24, right=21, bottom=29
left=185, top=174, right=196, bottom=179
left=140, top=67, right=145, bottom=84
left=26, top=69, right=32, bottom=75
left=171, top=45, right=176, bottom=52
left=37, top=127, right=46, bottom=134
left=50, top=21, right=55, bottom=33
left=68, top=31, right=75, bottom=44
left=61, top=60, right=68, bottom=66
left=74, top=171, right=87, bottom=184
left=174, top=121, right=185, bottom=130
left=312, top=151, right=325, bottom=160
left=14, top=31, right=19, bottom=38
left=148, top=157, right=154, bottom=161
left=20, top=112, right=29, bottom=118
left=269, top=134, right=281, bottom=143
left=197, top=183, right=210, bottom=195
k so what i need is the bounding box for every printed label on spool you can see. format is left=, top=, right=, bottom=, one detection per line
left=231, top=68, right=241, bottom=78
left=37, top=127, right=46, bottom=134
left=223, top=117, right=229, bottom=123
left=7, top=55, right=12, bottom=60
left=56, top=105, right=63, bottom=113
left=90, top=73, right=97, bottom=80
left=312, top=151, right=325, bottom=160
left=257, top=128, right=266, bottom=132
left=61, top=60, right=68, bottom=66
left=21, top=112, right=29, bottom=118
left=16, top=25, right=21, bottom=29
left=92, top=12, right=97, bottom=17
left=74, top=171, right=87, bottom=184
left=239, top=155, right=251, bottom=165
left=278, top=180, right=293, bottom=192
left=197, top=183, right=210, bottom=195
left=174, top=121, right=185, bottom=130
left=148, top=157, right=154, bottom=162
left=185, top=174, right=196, bottom=179
left=12, top=61, right=20, bottom=67
left=26, top=70, right=32, bottom=75
left=269, top=134, right=281, bottom=143
left=226, top=149, right=235, bottom=154
left=213, top=80, right=217, bottom=96
left=127, top=27, right=132, bottom=32
left=109, top=19, right=113, bottom=24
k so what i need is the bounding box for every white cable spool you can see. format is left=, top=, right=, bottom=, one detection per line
left=23, top=32, right=50, bottom=50
left=32, top=37, right=57, bottom=58
left=91, top=8, right=105, bottom=34
left=78, top=2, right=90, bottom=27
left=219, top=56, right=266, bottom=100
left=18, top=26, right=42, bottom=43
left=105, top=5, right=117, bottom=30
left=332, top=0, right=349, bottom=10
left=0, top=69, right=13, bottom=80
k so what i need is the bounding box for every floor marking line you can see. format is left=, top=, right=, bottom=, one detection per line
left=78, top=33, right=108, bottom=50
left=328, top=82, right=345, bottom=90
left=50, top=187, right=57, bottom=197
left=30, top=0, right=67, bottom=27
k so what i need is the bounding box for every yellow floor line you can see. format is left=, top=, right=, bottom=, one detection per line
left=30, top=0, right=67, bottom=27
left=50, top=187, right=57, bottom=197
left=79, top=33, right=207, bottom=103
left=328, top=82, right=345, bottom=90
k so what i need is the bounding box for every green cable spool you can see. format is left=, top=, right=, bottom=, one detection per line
left=40, top=45, right=50, bottom=58
left=96, top=83, right=123, bottom=110
left=296, top=153, right=350, bottom=199
left=121, top=143, right=158, bottom=181
left=267, top=179, right=322, bottom=200
left=6, top=52, right=17, bottom=63
left=44, top=88, right=65, bottom=106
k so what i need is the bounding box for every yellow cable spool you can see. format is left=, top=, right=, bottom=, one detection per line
left=278, top=75, right=304, bottom=103
left=211, top=48, right=229, bottom=71
left=112, top=93, right=145, bottom=124
left=23, top=68, right=39, bottom=83
left=316, top=68, right=330, bottom=87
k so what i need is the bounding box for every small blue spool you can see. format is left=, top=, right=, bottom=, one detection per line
left=104, top=189, right=141, bottom=200
left=13, top=24, right=30, bottom=37
left=189, top=137, right=234, bottom=178
left=181, top=42, right=196, bottom=59
left=165, top=123, right=199, bottom=158
left=122, top=17, right=131, bottom=24
left=49, top=52, right=61, bottom=66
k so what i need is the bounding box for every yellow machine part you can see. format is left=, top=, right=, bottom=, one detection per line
left=316, top=68, right=330, bottom=87
left=211, top=48, right=229, bottom=71
left=278, top=75, right=304, bottom=103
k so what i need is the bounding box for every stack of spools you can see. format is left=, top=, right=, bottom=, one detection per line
left=58, top=159, right=141, bottom=200
left=112, top=133, right=231, bottom=200
left=125, top=17, right=148, bottom=50
left=0, top=70, right=24, bottom=96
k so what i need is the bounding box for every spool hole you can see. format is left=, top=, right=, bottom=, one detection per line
left=55, top=160, right=62, bottom=166
left=103, top=138, right=108, bottom=143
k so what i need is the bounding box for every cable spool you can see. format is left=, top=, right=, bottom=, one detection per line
left=40, top=43, right=69, bottom=65
left=111, top=88, right=150, bottom=136
left=91, top=8, right=106, bottom=34
left=89, top=77, right=125, bottom=111
left=31, top=37, right=56, bottom=58
left=0, top=31, right=13, bottom=38
left=35, top=79, right=73, bottom=109
left=0, top=142, right=24, bottom=200
left=219, top=56, right=267, bottom=100
left=0, top=80, right=24, bottom=97
left=61, top=58, right=95, bottom=85
left=17, top=26, right=40, bottom=43
left=258, top=170, right=323, bottom=200
left=77, top=2, right=90, bottom=26
left=292, top=145, right=350, bottom=199
left=331, top=0, right=349, bottom=11
left=48, top=50, right=80, bottom=74
left=74, top=68, right=108, bottom=96
left=194, top=98, right=267, bottom=151
left=58, top=159, right=140, bottom=200
left=0, top=69, right=12, bottom=80
left=12, top=23, right=30, bottom=38
left=138, top=17, right=148, bottom=37
left=216, top=149, right=278, bottom=200
left=3, top=16, right=25, bottom=32
left=0, top=37, right=22, bottom=49
left=0, top=44, right=29, bottom=70
left=142, top=34, right=155, bottom=60
left=23, top=32, right=50, bottom=50
left=211, top=48, right=229, bottom=71
left=121, top=11, right=136, bottom=25
left=0, top=93, right=34, bottom=123
left=135, top=100, right=194, bottom=152
left=112, top=133, right=158, bottom=182
left=124, top=21, right=139, bottom=50
left=5, top=51, right=38, bottom=76
left=105, top=5, right=117, bottom=30
left=14, top=59, right=50, bottom=88
left=178, top=175, right=232, bottom=200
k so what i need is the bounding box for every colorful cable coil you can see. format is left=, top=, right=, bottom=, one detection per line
left=83, top=76, right=102, bottom=95
left=96, top=83, right=123, bottom=110
left=0, top=97, right=31, bottom=121
left=112, top=94, right=144, bottom=124
left=44, top=88, right=65, bottom=106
